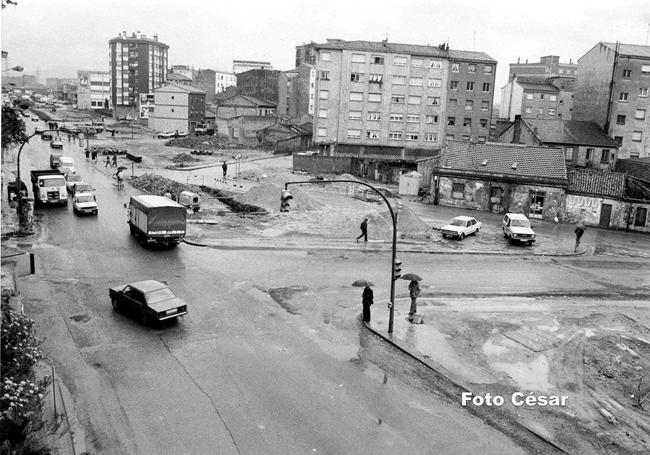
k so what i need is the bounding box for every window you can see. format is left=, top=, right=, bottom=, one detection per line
left=430, top=60, right=442, bottom=69
left=371, top=55, right=384, bottom=64
left=392, top=75, right=406, bottom=85
left=430, top=97, right=442, bottom=106
left=425, top=114, right=439, bottom=124
left=389, top=113, right=403, bottom=122
left=452, top=183, right=465, bottom=199
left=347, top=129, right=361, bottom=139
left=468, top=64, right=476, bottom=73
left=348, top=111, right=362, bottom=119
left=632, top=131, right=643, bottom=142
left=540, top=94, right=545, bottom=100
left=352, top=53, right=365, bottom=63
left=408, top=96, right=421, bottom=105
left=462, top=134, right=471, bottom=140
left=406, top=133, right=419, bottom=141
left=614, top=136, right=623, bottom=145
left=319, top=71, right=330, bottom=80
left=450, top=80, right=459, bottom=90
left=366, top=131, right=380, bottom=140
left=565, top=147, right=574, bottom=161
left=406, top=115, right=420, bottom=122
left=548, top=108, right=556, bottom=116
left=640, top=87, right=649, bottom=97
left=368, top=74, right=383, bottom=84
left=549, top=95, right=557, bottom=102
left=634, top=207, right=648, bottom=227
left=642, top=65, right=650, bottom=74
left=368, top=93, right=382, bottom=102
left=463, top=118, right=472, bottom=127
left=409, top=77, right=423, bottom=86
left=427, top=78, right=442, bottom=88
left=349, top=92, right=363, bottom=101
left=317, top=127, right=327, bottom=137
left=619, top=92, right=629, bottom=102
left=480, top=118, right=488, bottom=128
left=447, top=116, right=456, bottom=126
left=631, top=152, right=640, bottom=158
left=411, top=58, right=424, bottom=67
left=389, top=132, right=402, bottom=140
left=525, top=107, right=533, bottom=114
left=482, top=83, right=491, bottom=92
left=319, top=90, right=329, bottom=100
left=484, top=65, right=493, bottom=74
left=559, top=69, right=564, bottom=74
left=448, top=99, right=457, bottom=108
left=466, top=81, right=475, bottom=91
left=391, top=95, right=405, bottom=104
left=477, top=136, right=487, bottom=143
left=318, top=109, right=328, bottom=118
left=601, top=149, right=610, bottom=163
left=526, top=93, right=534, bottom=100
left=350, top=73, right=361, bottom=82
left=616, top=115, right=626, bottom=125
left=539, top=108, right=544, bottom=115
left=623, top=69, right=632, bottom=78
left=424, top=133, right=437, bottom=142
left=367, top=112, right=381, bottom=121
left=635, top=109, right=646, bottom=120
left=446, top=134, right=455, bottom=141
left=321, top=52, right=331, bottom=61
left=465, top=100, right=474, bottom=110
left=393, top=56, right=407, bottom=66
left=451, top=63, right=460, bottom=72
left=583, top=148, right=594, bottom=162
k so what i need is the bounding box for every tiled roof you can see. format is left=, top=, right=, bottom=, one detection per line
left=167, top=73, right=192, bottom=81
left=518, top=82, right=559, bottom=92
left=316, top=40, right=496, bottom=63
left=440, top=141, right=567, bottom=180
left=615, top=159, right=650, bottom=182
left=157, top=82, right=205, bottom=94
left=524, top=119, right=620, bottom=148
left=567, top=168, right=626, bottom=198
left=601, top=42, right=650, bottom=59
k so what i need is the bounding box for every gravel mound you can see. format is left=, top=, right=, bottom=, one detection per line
left=235, top=182, right=323, bottom=212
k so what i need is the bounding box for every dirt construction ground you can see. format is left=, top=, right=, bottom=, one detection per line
left=100, top=127, right=650, bottom=454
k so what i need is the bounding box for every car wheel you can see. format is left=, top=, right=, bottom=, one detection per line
left=442, top=234, right=447, bottom=239
left=141, top=313, right=152, bottom=326
left=460, top=233, right=465, bottom=240
left=475, top=228, right=479, bottom=234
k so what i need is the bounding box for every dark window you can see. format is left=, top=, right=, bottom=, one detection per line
left=622, top=69, right=632, bottom=78
left=371, top=56, right=384, bottom=64
left=634, top=207, right=648, bottom=227
left=452, top=183, right=464, bottom=199
left=616, top=115, right=626, bottom=125
left=600, top=149, right=610, bottom=163
left=447, top=116, right=456, bottom=126
left=614, top=136, right=623, bottom=145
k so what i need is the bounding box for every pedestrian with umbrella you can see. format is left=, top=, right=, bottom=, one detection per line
left=574, top=222, right=586, bottom=252
left=352, top=280, right=374, bottom=322
left=400, top=273, right=423, bottom=322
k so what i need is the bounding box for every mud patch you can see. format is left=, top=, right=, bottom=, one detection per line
left=69, top=314, right=91, bottom=323
left=268, top=286, right=308, bottom=315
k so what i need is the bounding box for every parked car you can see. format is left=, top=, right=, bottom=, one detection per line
left=50, top=136, right=64, bottom=149
left=50, top=153, right=63, bottom=169
left=502, top=213, right=536, bottom=245
left=175, top=130, right=188, bottom=138
left=65, top=174, right=83, bottom=192
left=109, top=280, right=188, bottom=325
left=69, top=182, right=93, bottom=197
left=72, top=192, right=98, bottom=216
left=441, top=216, right=482, bottom=239
left=157, top=131, right=175, bottom=139
left=31, top=116, right=39, bottom=122
left=41, top=131, right=54, bottom=140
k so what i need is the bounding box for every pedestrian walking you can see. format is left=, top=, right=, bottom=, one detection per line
left=408, top=280, right=421, bottom=321
left=67, top=133, right=71, bottom=143
left=356, top=218, right=368, bottom=242
left=85, top=149, right=90, bottom=159
left=574, top=223, right=586, bottom=252
left=112, top=154, right=118, bottom=167
left=362, top=285, right=374, bottom=322
left=105, top=155, right=111, bottom=167
left=222, top=161, right=228, bottom=179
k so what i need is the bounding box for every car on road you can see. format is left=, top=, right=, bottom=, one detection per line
left=175, top=130, right=188, bottom=138
left=65, top=174, right=83, bottom=192
left=58, top=157, right=75, bottom=174
left=109, top=280, right=188, bottom=325
left=69, top=182, right=93, bottom=197
left=72, top=192, right=98, bottom=216
left=41, top=131, right=54, bottom=140
left=31, top=116, right=39, bottom=122
left=157, top=131, right=175, bottom=139
left=502, top=213, right=536, bottom=245
left=50, top=136, right=64, bottom=149
left=441, top=216, right=482, bottom=239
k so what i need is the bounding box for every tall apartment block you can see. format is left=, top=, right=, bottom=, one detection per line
left=312, top=39, right=496, bottom=154
left=108, top=31, right=168, bottom=120
left=77, top=70, right=110, bottom=109
left=500, top=76, right=575, bottom=121
left=573, top=42, right=650, bottom=158
left=509, top=55, right=577, bottom=79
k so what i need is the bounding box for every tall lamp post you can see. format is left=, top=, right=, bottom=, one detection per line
left=2, top=65, right=24, bottom=73
left=284, top=180, right=399, bottom=334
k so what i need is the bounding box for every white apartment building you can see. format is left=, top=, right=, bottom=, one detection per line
left=77, top=70, right=110, bottom=110
left=215, top=70, right=237, bottom=94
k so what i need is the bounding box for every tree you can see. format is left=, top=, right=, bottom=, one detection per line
left=1, top=105, right=27, bottom=150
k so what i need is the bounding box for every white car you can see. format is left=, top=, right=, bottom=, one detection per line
left=72, top=192, right=98, bottom=215
left=59, top=157, right=76, bottom=175
left=65, top=174, right=83, bottom=192
left=157, top=131, right=175, bottom=139
left=502, top=213, right=536, bottom=245
left=441, top=216, right=482, bottom=240
left=175, top=130, right=188, bottom=138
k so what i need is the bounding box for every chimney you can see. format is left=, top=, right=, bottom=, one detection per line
left=513, top=115, right=522, bottom=144
left=569, top=58, right=573, bottom=64
left=517, top=57, right=520, bottom=64
left=525, top=59, right=528, bottom=64
left=153, top=34, right=158, bottom=41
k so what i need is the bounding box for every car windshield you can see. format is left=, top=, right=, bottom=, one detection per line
left=145, top=287, right=176, bottom=304
left=450, top=219, right=466, bottom=226
left=76, top=195, right=94, bottom=203
left=76, top=184, right=92, bottom=191
left=61, top=159, right=73, bottom=166
left=511, top=219, right=530, bottom=227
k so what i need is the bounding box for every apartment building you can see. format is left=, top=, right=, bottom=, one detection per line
left=236, top=69, right=288, bottom=116
left=215, top=70, right=237, bottom=94
left=508, top=55, right=577, bottom=79
left=500, top=76, right=574, bottom=121
left=285, top=64, right=315, bottom=118
left=108, top=31, right=168, bottom=120
left=312, top=39, right=496, bottom=154
left=232, top=60, right=273, bottom=74
left=295, top=42, right=318, bottom=67
left=77, top=70, right=110, bottom=110
left=149, top=82, right=205, bottom=133
left=573, top=42, right=650, bottom=158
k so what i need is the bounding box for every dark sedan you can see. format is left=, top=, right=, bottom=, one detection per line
left=109, top=280, right=187, bottom=325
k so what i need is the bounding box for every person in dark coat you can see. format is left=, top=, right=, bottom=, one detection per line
left=112, top=154, right=118, bottom=167
left=408, top=280, right=421, bottom=321
left=356, top=218, right=368, bottom=242
left=362, top=285, right=374, bottom=322
left=574, top=223, right=586, bottom=252
left=222, top=161, right=228, bottom=179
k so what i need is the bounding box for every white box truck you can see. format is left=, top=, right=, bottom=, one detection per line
left=127, top=195, right=186, bottom=247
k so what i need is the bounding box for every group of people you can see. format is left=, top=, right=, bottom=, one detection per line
left=360, top=278, right=421, bottom=324
left=104, top=154, right=119, bottom=167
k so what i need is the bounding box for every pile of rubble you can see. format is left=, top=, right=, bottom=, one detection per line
left=165, top=135, right=226, bottom=149
left=171, top=153, right=200, bottom=163
left=131, top=173, right=192, bottom=196
left=235, top=182, right=323, bottom=212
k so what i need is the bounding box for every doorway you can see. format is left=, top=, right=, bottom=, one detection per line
left=528, top=190, right=546, bottom=219
left=599, top=204, right=612, bottom=228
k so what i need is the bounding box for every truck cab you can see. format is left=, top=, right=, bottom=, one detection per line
left=31, top=169, right=67, bottom=207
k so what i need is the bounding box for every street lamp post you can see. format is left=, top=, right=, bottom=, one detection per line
left=285, top=179, right=399, bottom=334
left=2, top=65, right=24, bottom=73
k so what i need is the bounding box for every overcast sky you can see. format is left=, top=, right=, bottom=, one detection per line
left=2, top=0, right=649, bottom=102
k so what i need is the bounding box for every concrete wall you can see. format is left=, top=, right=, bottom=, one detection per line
left=564, top=194, right=650, bottom=232
left=573, top=43, right=614, bottom=127
left=293, top=155, right=353, bottom=173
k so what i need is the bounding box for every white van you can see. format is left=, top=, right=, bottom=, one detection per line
left=59, top=157, right=76, bottom=174
left=178, top=191, right=200, bottom=212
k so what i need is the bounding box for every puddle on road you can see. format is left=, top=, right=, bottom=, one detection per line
left=491, top=355, right=552, bottom=391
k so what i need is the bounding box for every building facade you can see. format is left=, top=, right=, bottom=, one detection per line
left=285, top=64, right=315, bottom=118
left=77, top=70, right=110, bottom=110
left=500, top=77, right=573, bottom=121
left=232, top=60, right=273, bottom=74
left=236, top=69, right=288, bottom=116
left=508, top=55, right=577, bottom=80
left=108, top=31, right=168, bottom=120
left=149, top=83, right=205, bottom=133
left=573, top=42, right=650, bottom=159
left=215, top=70, right=237, bottom=94
left=295, top=42, right=318, bottom=67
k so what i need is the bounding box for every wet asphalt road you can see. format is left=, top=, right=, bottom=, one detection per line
left=17, top=124, right=528, bottom=454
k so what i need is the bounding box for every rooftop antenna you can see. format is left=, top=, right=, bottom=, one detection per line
left=473, top=31, right=476, bottom=51
left=646, top=21, right=650, bottom=46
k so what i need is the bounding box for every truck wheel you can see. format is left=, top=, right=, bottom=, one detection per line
left=129, top=225, right=136, bottom=236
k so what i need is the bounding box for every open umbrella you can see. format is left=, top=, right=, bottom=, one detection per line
left=352, top=279, right=374, bottom=287
left=117, top=166, right=128, bottom=172
left=400, top=273, right=423, bottom=281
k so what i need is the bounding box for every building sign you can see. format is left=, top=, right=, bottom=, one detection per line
left=139, top=93, right=155, bottom=119
left=79, top=72, right=89, bottom=86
